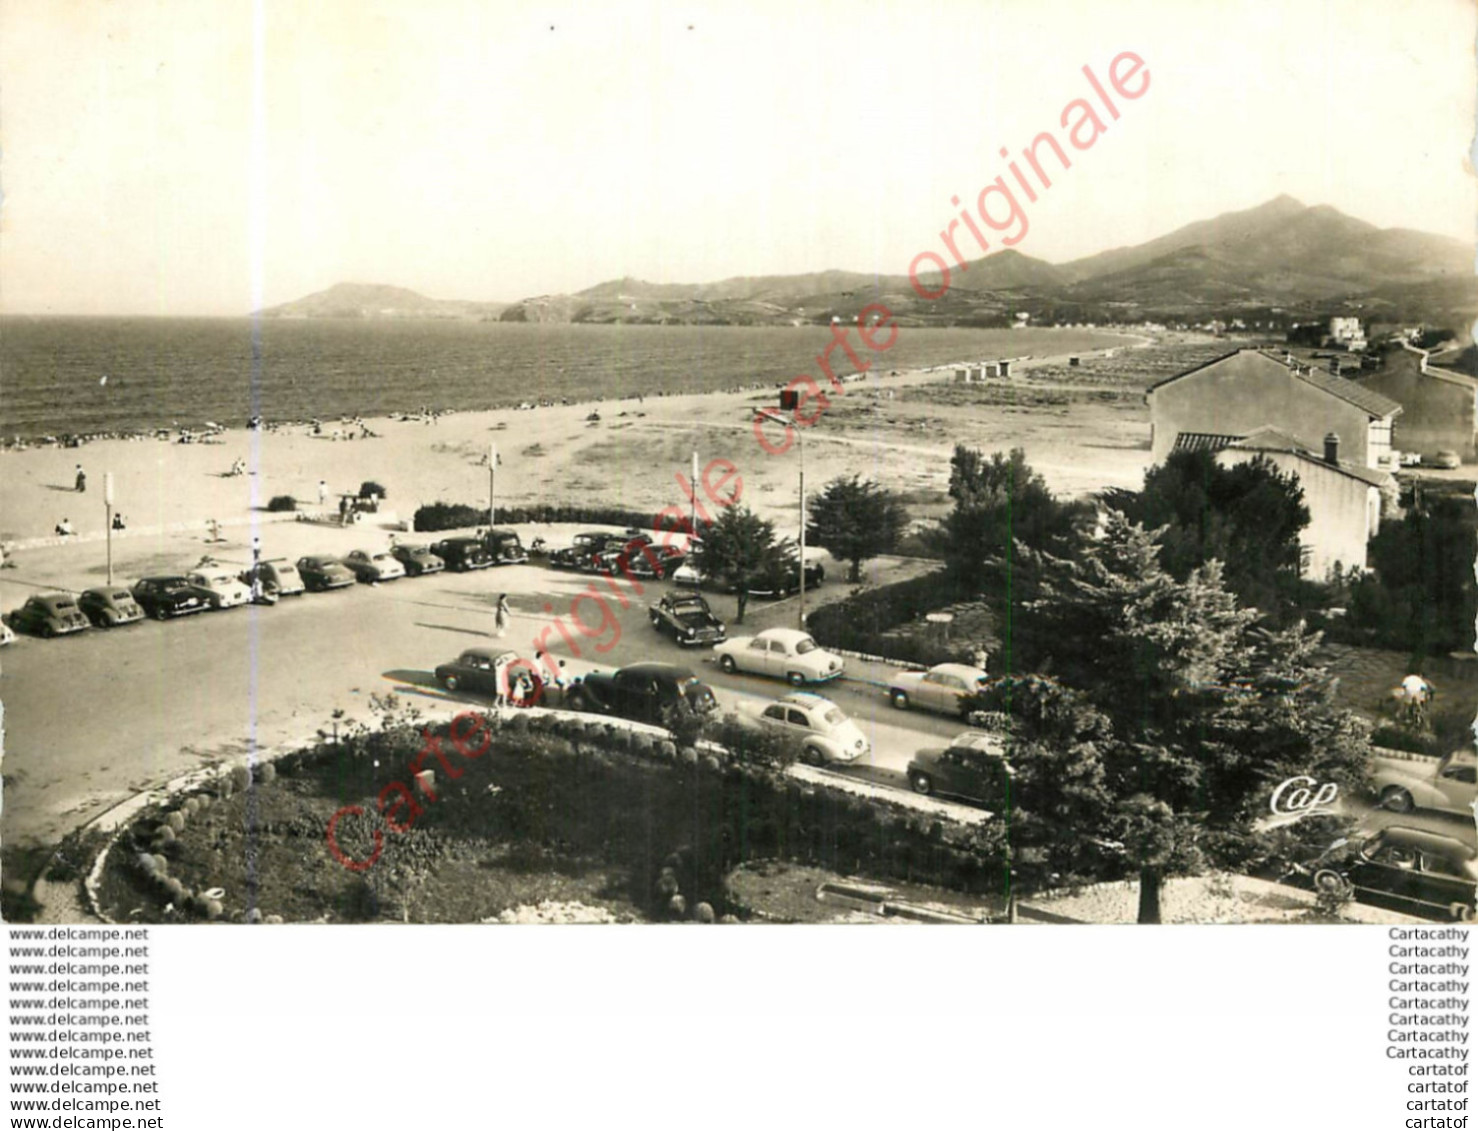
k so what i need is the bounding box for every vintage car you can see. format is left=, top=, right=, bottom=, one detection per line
left=1295, top=826, right=1478, bottom=922
left=907, top=731, right=1012, bottom=808
left=390, top=544, right=445, bottom=576
left=599, top=532, right=684, bottom=579
left=484, top=528, right=529, bottom=565
left=429, top=537, right=494, bottom=572
left=434, top=646, right=555, bottom=705
left=77, top=586, right=145, bottom=628
left=187, top=568, right=253, bottom=610
left=7, top=592, right=91, bottom=637
left=548, top=531, right=623, bottom=572
left=342, top=549, right=407, bottom=583
left=239, top=558, right=307, bottom=597
left=648, top=591, right=726, bottom=646
left=712, top=627, right=844, bottom=685
left=750, top=692, right=869, bottom=766
left=0, top=620, right=14, bottom=647
left=564, top=662, right=718, bottom=727
left=1371, top=748, right=1477, bottom=816
left=746, top=552, right=825, bottom=599
left=131, top=576, right=213, bottom=620
left=888, top=663, right=990, bottom=716
left=1429, top=450, right=1462, bottom=470
left=296, top=555, right=357, bottom=591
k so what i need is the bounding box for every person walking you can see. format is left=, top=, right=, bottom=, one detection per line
left=317, top=479, right=329, bottom=506
left=74, top=465, right=86, bottom=492
left=494, top=593, right=512, bottom=638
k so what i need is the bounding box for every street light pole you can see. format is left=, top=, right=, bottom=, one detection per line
left=103, top=472, right=114, bottom=585
left=489, top=442, right=497, bottom=529
left=797, top=427, right=807, bottom=630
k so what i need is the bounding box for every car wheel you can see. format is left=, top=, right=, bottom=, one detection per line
left=909, top=772, right=933, bottom=796
left=891, top=690, right=909, bottom=710
left=1379, top=786, right=1415, bottom=813
left=153, top=606, right=169, bottom=621
left=786, top=671, right=806, bottom=687
left=1313, top=870, right=1351, bottom=898
left=442, top=674, right=459, bottom=692
left=719, top=655, right=737, bottom=675
left=801, top=745, right=825, bottom=767
left=565, top=689, right=587, bottom=712
left=40, top=623, right=56, bottom=639
left=102, top=613, right=117, bottom=628
left=1451, top=903, right=1474, bottom=923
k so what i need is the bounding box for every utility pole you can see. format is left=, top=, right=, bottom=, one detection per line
left=103, top=472, right=115, bottom=585
left=489, top=442, right=497, bottom=529
left=797, top=427, right=807, bottom=629
left=690, top=450, right=699, bottom=549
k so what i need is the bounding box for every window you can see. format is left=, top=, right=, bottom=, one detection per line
left=794, top=637, right=817, bottom=655
left=822, top=708, right=844, bottom=726
left=749, top=639, right=767, bottom=651
left=786, top=709, right=810, bottom=728
left=762, top=705, right=786, bottom=722
left=1442, top=765, right=1477, bottom=785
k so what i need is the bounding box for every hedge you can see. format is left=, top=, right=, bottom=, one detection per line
left=806, top=570, right=966, bottom=664
left=413, top=499, right=714, bottom=535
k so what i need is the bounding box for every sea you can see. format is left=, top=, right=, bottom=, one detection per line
left=0, top=317, right=1125, bottom=440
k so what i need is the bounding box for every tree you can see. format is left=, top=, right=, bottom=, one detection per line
left=998, top=512, right=1369, bottom=921
left=805, top=476, right=908, bottom=583
left=942, top=446, right=1088, bottom=595
left=696, top=505, right=779, bottom=624
left=1105, top=450, right=1310, bottom=615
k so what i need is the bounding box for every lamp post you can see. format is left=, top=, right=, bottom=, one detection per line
left=103, top=472, right=115, bottom=585
left=757, top=401, right=808, bottom=629
left=488, top=442, right=498, bottom=529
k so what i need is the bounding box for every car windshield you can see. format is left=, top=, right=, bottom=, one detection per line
left=794, top=637, right=817, bottom=654
left=822, top=708, right=845, bottom=726
left=111, top=592, right=132, bottom=602
left=277, top=566, right=298, bottom=577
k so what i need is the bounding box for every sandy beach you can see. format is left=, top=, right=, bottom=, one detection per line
left=0, top=336, right=1161, bottom=607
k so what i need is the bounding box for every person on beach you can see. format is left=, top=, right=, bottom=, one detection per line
left=494, top=594, right=512, bottom=638
left=55, top=518, right=75, bottom=537
left=318, top=479, right=329, bottom=506
left=75, top=465, right=86, bottom=492
left=112, top=513, right=126, bottom=531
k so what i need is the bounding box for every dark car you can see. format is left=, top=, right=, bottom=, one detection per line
left=77, top=586, right=145, bottom=628
left=430, top=537, right=494, bottom=572
left=648, top=591, right=726, bottom=646
left=131, top=576, right=212, bottom=621
left=296, top=555, right=356, bottom=591
left=602, top=532, right=684, bottom=579
left=1297, top=826, right=1478, bottom=922
left=746, top=553, right=825, bottom=598
left=391, top=544, right=446, bottom=576
left=907, top=731, right=1012, bottom=808
left=549, top=531, right=622, bottom=571
left=8, top=592, right=91, bottom=637
left=484, top=528, right=529, bottom=565
left=564, top=662, right=718, bottom=727
left=434, top=646, right=559, bottom=705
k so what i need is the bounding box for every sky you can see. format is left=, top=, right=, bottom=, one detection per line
left=2, top=0, right=1475, bottom=315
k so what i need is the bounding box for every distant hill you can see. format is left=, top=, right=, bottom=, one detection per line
left=265, top=198, right=1476, bottom=329
left=257, top=282, right=506, bottom=321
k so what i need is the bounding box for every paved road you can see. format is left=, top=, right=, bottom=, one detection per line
left=0, top=559, right=967, bottom=849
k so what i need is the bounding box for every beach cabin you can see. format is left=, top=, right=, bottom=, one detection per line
left=998, top=360, right=1012, bottom=378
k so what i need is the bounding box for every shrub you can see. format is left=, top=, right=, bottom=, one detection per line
left=266, top=495, right=297, bottom=512
left=805, top=570, right=964, bottom=662
left=414, top=502, right=488, bottom=532
left=412, top=499, right=714, bottom=535
left=706, top=713, right=798, bottom=769
left=359, top=480, right=388, bottom=500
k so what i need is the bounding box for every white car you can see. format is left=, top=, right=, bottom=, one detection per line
left=187, top=569, right=252, bottom=610
left=0, top=621, right=15, bottom=647
left=751, top=692, right=870, bottom=766
left=888, top=663, right=989, bottom=716
left=712, top=627, right=844, bottom=685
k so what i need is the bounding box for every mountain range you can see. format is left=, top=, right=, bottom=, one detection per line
left=259, top=196, right=1476, bottom=329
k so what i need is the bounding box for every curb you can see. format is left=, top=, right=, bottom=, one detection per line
left=13, top=511, right=301, bottom=552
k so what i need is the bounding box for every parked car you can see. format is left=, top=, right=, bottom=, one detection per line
left=239, top=558, right=306, bottom=597
left=131, top=576, right=213, bottom=620
left=187, top=568, right=253, bottom=610
left=601, top=532, right=684, bottom=579
left=77, top=586, right=145, bottom=628
left=1430, top=450, right=1462, bottom=470
left=549, top=531, right=622, bottom=571
left=889, top=663, right=989, bottom=716
left=296, top=555, right=356, bottom=591
left=1293, top=826, right=1478, bottom=922
left=564, top=662, right=718, bottom=727
left=907, top=731, right=1012, bottom=807
left=752, top=692, right=869, bottom=766
left=435, top=646, right=554, bottom=705
left=429, top=537, right=494, bottom=572
left=1372, top=748, right=1477, bottom=816
left=390, top=544, right=446, bottom=576
left=649, top=591, right=726, bottom=646
left=746, top=552, right=825, bottom=598
left=483, top=528, right=529, bottom=565
left=342, top=549, right=407, bottom=583
left=7, top=592, right=91, bottom=637
left=713, top=627, right=844, bottom=685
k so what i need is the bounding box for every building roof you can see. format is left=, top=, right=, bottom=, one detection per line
left=1226, top=426, right=1393, bottom=488
left=1171, top=432, right=1244, bottom=454
left=1148, top=348, right=1403, bottom=419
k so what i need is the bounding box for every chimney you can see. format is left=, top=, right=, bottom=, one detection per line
left=1324, top=432, right=1340, bottom=465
